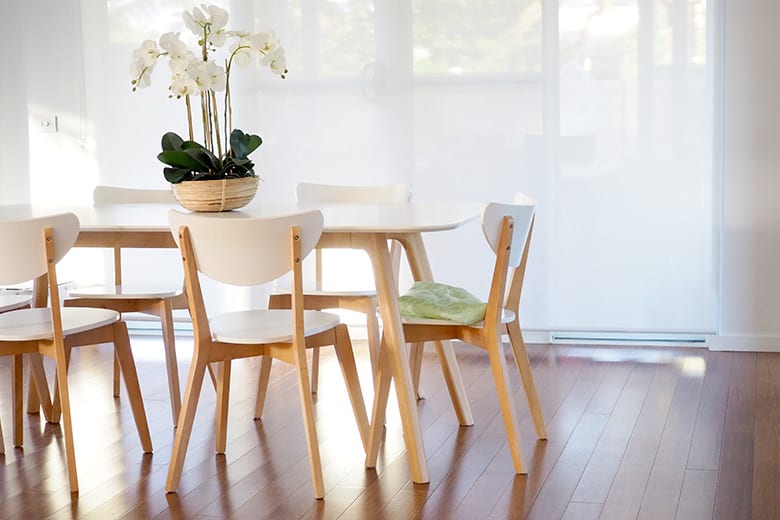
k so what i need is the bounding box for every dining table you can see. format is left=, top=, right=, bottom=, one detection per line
left=1, top=200, right=482, bottom=484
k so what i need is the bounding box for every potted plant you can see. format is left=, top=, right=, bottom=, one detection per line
left=129, top=4, right=287, bottom=211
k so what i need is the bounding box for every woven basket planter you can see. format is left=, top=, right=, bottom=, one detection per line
left=173, top=176, right=259, bottom=212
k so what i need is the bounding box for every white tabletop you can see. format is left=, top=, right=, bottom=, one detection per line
left=0, top=202, right=483, bottom=234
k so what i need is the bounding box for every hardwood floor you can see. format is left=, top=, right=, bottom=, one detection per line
left=0, top=336, right=770, bottom=519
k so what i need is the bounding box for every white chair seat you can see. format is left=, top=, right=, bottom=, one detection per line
left=401, top=308, right=516, bottom=327
left=0, top=294, right=30, bottom=313
left=210, top=309, right=341, bottom=344
left=68, top=284, right=182, bottom=299
left=0, top=307, right=119, bottom=341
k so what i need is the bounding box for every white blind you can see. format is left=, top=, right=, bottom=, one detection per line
left=12, top=0, right=718, bottom=334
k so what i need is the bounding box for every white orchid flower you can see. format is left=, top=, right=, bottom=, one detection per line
left=187, top=62, right=214, bottom=92
left=259, top=30, right=281, bottom=53
left=207, top=5, right=229, bottom=30
left=170, top=76, right=200, bottom=98
left=132, top=40, right=159, bottom=67
left=267, top=50, right=287, bottom=77
left=183, top=6, right=207, bottom=36
left=206, top=61, right=226, bottom=91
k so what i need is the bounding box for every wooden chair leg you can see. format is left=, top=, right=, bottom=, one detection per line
left=51, top=347, right=73, bottom=424
left=12, top=355, right=23, bottom=448
left=112, top=322, right=153, bottom=453
left=332, top=325, right=369, bottom=452
left=26, top=370, right=41, bottom=415
left=28, top=353, right=53, bottom=422
left=366, top=337, right=393, bottom=468
left=409, top=342, right=425, bottom=399
left=365, top=301, right=381, bottom=381
left=0, top=410, right=4, bottom=454
left=159, top=301, right=182, bottom=427
left=215, top=360, right=232, bottom=454
left=112, top=350, right=121, bottom=398
left=292, top=346, right=324, bottom=499
left=166, top=345, right=210, bottom=492
left=486, top=333, right=525, bottom=474
left=310, top=347, right=320, bottom=394
left=53, top=345, right=79, bottom=493
left=433, top=340, right=474, bottom=426
left=254, top=356, right=273, bottom=419
left=506, top=321, right=547, bottom=439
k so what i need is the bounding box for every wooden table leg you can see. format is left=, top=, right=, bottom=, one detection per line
left=364, top=233, right=430, bottom=484
left=398, top=233, right=474, bottom=426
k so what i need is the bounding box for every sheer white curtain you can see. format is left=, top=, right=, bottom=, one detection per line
left=56, top=0, right=718, bottom=334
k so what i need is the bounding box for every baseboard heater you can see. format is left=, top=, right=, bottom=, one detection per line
left=548, top=331, right=708, bottom=347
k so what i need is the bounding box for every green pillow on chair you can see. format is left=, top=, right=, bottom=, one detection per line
left=399, top=281, right=487, bottom=325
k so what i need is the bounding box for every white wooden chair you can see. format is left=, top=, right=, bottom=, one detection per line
left=0, top=294, right=32, bottom=454
left=0, top=212, right=152, bottom=493
left=165, top=209, right=370, bottom=498
left=64, top=185, right=184, bottom=426
left=267, top=182, right=412, bottom=394
left=367, top=198, right=548, bottom=475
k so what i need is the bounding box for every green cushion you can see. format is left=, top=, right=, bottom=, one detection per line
left=399, top=281, right=487, bottom=325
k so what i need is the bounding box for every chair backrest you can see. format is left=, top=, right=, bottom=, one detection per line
left=168, top=210, right=324, bottom=286
left=94, top=185, right=176, bottom=204
left=297, top=182, right=412, bottom=204
left=482, top=198, right=536, bottom=269
left=0, top=213, right=79, bottom=285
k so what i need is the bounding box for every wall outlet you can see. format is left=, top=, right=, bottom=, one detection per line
left=38, top=115, right=58, bottom=133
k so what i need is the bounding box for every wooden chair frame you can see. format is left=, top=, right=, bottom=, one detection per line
left=367, top=207, right=547, bottom=475
left=0, top=216, right=152, bottom=493
left=166, top=215, right=369, bottom=499
left=63, top=186, right=185, bottom=426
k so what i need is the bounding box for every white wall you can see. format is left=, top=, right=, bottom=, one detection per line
left=711, top=0, right=780, bottom=351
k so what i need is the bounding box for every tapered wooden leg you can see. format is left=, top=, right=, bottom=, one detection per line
left=409, top=342, right=425, bottom=399
left=365, top=300, right=381, bottom=381
left=26, top=375, right=40, bottom=415
left=254, top=356, right=273, bottom=419
left=433, top=340, right=474, bottom=426
left=486, top=332, right=525, bottom=474
left=332, top=325, right=370, bottom=452
left=159, top=301, right=182, bottom=427
left=28, top=353, right=52, bottom=422
left=53, top=344, right=79, bottom=493
left=166, top=343, right=210, bottom=492
left=113, top=322, right=152, bottom=453
left=310, top=347, right=320, bottom=394
left=112, top=351, right=121, bottom=398
left=506, top=321, right=547, bottom=439
left=366, top=336, right=393, bottom=468
left=51, top=347, right=72, bottom=424
left=215, top=360, right=232, bottom=454
left=365, top=233, right=429, bottom=483
left=12, top=355, right=23, bottom=447
left=292, top=345, right=324, bottom=498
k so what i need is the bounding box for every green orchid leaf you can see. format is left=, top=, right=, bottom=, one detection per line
left=158, top=150, right=203, bottom=170
left=183, top=147, right=221, bottom=172
left=245, top=134, right=262, bottom=156
left=229, top=129, right=249, bottom=159
left=181, top=140, right=206, bottom=150
left=161, top=132, right=184, bottom=151
left=229, top=129, right=262, bottom=160
left=163, top=167, right=190, bottom=183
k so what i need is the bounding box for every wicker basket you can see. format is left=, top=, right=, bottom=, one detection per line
left=172, top=176, right=259, bottom=212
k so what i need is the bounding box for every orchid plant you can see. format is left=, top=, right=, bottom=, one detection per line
left=130, top=4, right=287, bottom=184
